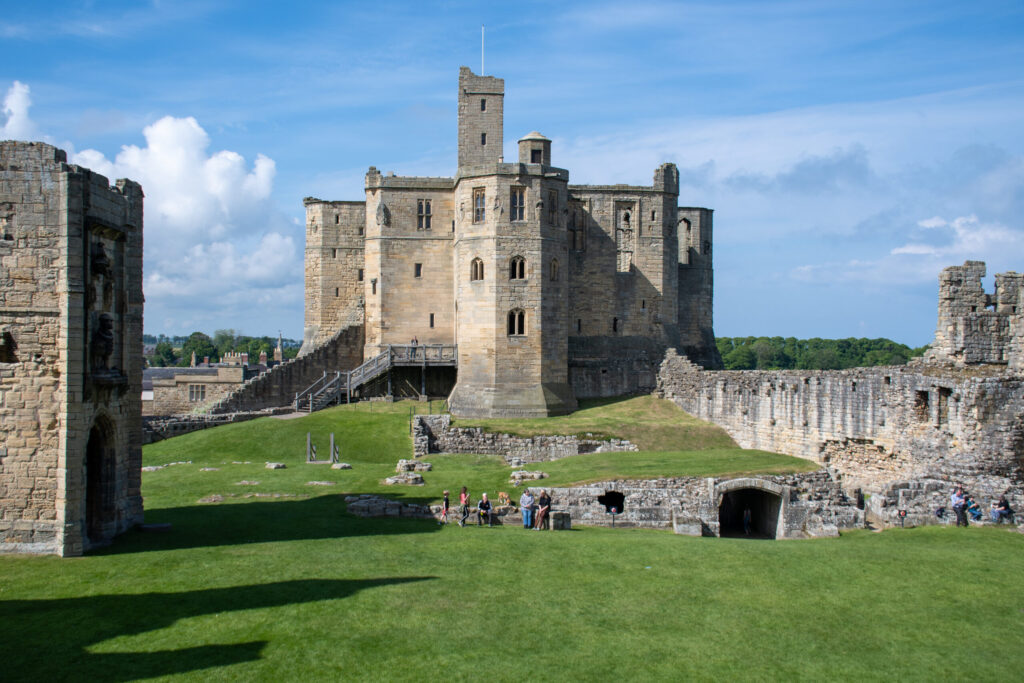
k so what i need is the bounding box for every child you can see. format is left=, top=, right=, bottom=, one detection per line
left=439, top=490, right=450, bottom=525
left=459, top=486, right=469, bottom=527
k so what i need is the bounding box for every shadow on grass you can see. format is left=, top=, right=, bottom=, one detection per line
left=0, top=576, right=434, bottom=681
left=100, top=494, right=440, bottom=554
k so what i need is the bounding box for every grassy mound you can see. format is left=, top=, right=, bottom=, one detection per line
left=451, top=394, right=737, bottom=451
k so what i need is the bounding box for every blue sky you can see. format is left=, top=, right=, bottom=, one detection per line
left=2, top=0, right=1023, bottom=346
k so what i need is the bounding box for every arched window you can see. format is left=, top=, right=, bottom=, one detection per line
left=507, top=309, right=526, bottom=336
left=470, top=257, right=484, bottom=281
left=550, top=258, right=559, bottom=281
left=509, top=256, right=526, bottom=280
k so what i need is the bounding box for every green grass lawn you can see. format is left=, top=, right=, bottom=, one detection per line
left=2, top=401, right=1022, bottom=681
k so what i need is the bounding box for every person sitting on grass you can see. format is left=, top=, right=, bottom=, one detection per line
left=991, top=495, right=1014, bottom=524
left=478, top=492, right=493, bottom=527
left=534, top=490, right=551, bottom=530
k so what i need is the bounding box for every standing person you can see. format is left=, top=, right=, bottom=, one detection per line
left=519, top=489, right=535, bottom=529
left=951, top=487, right=968, bottom=527
left=534, top=490, right=551, bottom=530
left=478, top=493, right=492, bottom=527
left=459, top=486, right=470, bottom=527
left=743, top=508, right=752, bottom=536
left=439, top=490, right=450, bottom=525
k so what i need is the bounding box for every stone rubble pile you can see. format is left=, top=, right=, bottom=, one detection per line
left=384, top=472, right=425, bottom=486
left=395, top=459, right=432, bottom=473
left=510, top=470, right=548, bottom=486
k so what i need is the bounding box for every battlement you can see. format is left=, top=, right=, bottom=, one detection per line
left=924, top=261, right=1024, bottom=368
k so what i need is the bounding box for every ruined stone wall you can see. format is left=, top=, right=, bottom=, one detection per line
left=142, top=406, right=294, bottom=444
left=656, top=350, right=1024, bottom=523
left=209, top=324, right=364, bottom=414
left=412, top=414, right=637, bottom=462
left=300, top=199, right=365, bottom=354
left=1, top=141, right=143, bottom=556
left=546, top=470, right=860, bottom=537
left=145, top=366, right=245, bottom=416
left=676, top=208, right=721, bottom=368
left=568, top=335, right=666, bottom=398
left=924, top=260, right=1024, bottom=368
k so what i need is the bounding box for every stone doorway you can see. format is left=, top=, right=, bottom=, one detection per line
left=719, top=488, right=782, bottom=539
left=85, top=419, right=115, bottom=545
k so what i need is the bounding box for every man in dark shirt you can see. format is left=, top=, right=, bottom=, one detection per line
left=478, top=492, right=492, bottom=527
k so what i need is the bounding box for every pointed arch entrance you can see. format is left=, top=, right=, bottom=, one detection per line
left=85, top=417, right=116, bottom=545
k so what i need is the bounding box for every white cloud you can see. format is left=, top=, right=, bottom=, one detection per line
left=69, top=114, right=301, bottom=335
left=1, top=81, right=37, bottom=140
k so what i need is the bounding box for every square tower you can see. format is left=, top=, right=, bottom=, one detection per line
left=457, top=67, right=504, bottom=170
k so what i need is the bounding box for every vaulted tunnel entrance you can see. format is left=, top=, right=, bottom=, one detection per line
left=719, top=488, right=782, bottom=539
left=597, top=491, right=625, bottom=514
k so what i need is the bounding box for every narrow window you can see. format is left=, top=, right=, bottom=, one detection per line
left=480, top=98, right=486, bottom=111
left=335, top=214, right=340, bottom=224
left=429, top=313, right=435, bottom=328
left=612, top=317, right=619, bottom=333
left=417, top=199, right=432, bottom=230
left=547, top=190, right=557, bottom=224
left=642, top=299, right=646, bottom=309
left=415, top=263, right=423, bottom=278
left=531, top=149, right=542, bottom=163
left=481, top=132, right=486, bottom=146
left=470, top=257, right=484, bottom=281
left=358, top=269, right=364, bottom=282
left=576, top=319, right=581, bottom=333
left=510, top=256, right=526, bottom=280
left=651, top=210, right=656, bottom=221
left=507, top=309, right=526, bottom=335
left=473, top=188, right=485, bottom=223
left=550, top=258, right=559, bottom=281
left=510, top=187, right=525, bottom=221
left=358, top=225, right=364, bottom=236
left=334, top=287, right=339, bottom=297
left=371, top=280, right=377, bottom=295
left=332, top=248, right=337, bottom=258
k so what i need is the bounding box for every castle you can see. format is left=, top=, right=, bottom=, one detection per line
left=301, top=67, right=719, bottom=417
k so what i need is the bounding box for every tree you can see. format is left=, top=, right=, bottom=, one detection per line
left=179, top=332, right=216, bottom=365
left=151, top=341, right=177, bottom=367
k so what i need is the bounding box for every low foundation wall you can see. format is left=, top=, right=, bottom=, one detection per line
left=413, top=414, right=637, bottom=463
left=143, top=407, right=294, bottom=444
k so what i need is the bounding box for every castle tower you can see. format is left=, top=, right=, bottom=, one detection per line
left=447, top=69, right=577, bottom=417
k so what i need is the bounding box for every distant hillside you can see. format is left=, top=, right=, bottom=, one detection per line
left=715, top=337, right=928, bottom=371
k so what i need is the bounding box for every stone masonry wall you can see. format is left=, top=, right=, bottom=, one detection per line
left=146, top=366, right=245, bottom=416
left=413, top=414, right=637, bottom=463
left=1, top=141, right=144, bottom=555
left=656, top=350, right=1024, bottom=525
left=209, top=324, right=364, bottom=414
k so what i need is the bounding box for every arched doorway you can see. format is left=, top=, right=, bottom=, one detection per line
left=85, top=419, right=115, bottom=545
left=718, top=487, right=783, bottom=539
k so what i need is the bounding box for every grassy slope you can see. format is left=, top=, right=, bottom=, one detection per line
left=3, top=401, right=1022, bottom=680
left=452, top=394, right=738, bottom=451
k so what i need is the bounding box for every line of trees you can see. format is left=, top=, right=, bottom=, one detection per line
left=715, top=337, right=928, bottom=371
left=146, top=330, right=301, bottom=367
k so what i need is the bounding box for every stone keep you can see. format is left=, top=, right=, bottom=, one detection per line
left=0, top=141, right=144, bottom=556
left=301, top=67, right=721, bottom=417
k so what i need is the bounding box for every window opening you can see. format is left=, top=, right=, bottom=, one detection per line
left=642, top=299, right=646, bottom=309
left=507, top=309, right=526, bottom=336
left=429, top=313, right=435, bottom=328
left=612, top=317, right=619, bottom=333
left=371, top=279, right=377, bottom=295
left=189, top=384, right=206, bottom=402
left=358, top=269, right=364, bottom=281
left=470, top=258, right=484, bottom=281
left=334, top=287, right=339, bottom=297
left=550, top=258, right=559, bottom=281
left=510, top=187, right=525, bottom=221
left=415, top=263, right=423, bottom=278
left=480, top=98, right=486, bottom=111
left=473, top=188, right=485, bottom=223
left=547, top=190, right=557, bottom=224
left=332, top=248, right=337, bottom=258
left=576, top=319, right=581, bottom=333
left=335, top=215, right=340, bottom=224
left=509, top=256, right=526, bottom=280
left=417, top=199, right=432, bottom=230
left=914, top=391, right=929, bottom=422
left=531, top=149, right=542, bottom=163
left=481, top=132, right=487, bottom=146
left=358, top=225, right=364, bottom=236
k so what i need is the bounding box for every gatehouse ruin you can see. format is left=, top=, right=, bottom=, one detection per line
left=0, top=141, right=144, bottom=556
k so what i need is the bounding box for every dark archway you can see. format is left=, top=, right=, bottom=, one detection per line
left=597, top=491, right=625, bottom=514
left=719, top=488, right=782, bottom=539
left=85, top=419, right=116, bottom=545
